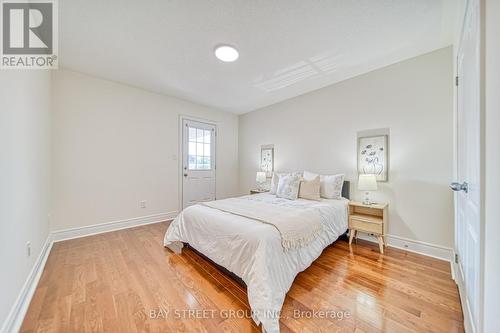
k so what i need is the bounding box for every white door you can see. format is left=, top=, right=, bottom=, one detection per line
left=182, top=119, right=216, bottom=209
left=453, top=0, right=481, bottom=331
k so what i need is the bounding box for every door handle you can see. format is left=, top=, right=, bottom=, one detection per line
left=450, top=182, right=468, bottom=193
left=184, top=173, right=188, bottom=177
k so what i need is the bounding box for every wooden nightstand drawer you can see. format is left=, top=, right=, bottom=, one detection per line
left=349, top=216, right=383, bottom=234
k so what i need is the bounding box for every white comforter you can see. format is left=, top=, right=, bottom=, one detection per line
left=164, top=193, right=348, bottom=333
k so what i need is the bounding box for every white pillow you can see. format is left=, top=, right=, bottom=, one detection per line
left=322, top=174, right=345, bottom=199
left=303, top=171, right=345, bottom=199
left=276, top=174, right=302, bottom=200
left=269, top=173, right=280, bottom=194
left=269, top=171, right=302, bottom=194
left=303, top=170, right=318, bottom=181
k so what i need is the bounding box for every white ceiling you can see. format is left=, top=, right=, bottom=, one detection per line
left=59, top=0, right=459, bottom=114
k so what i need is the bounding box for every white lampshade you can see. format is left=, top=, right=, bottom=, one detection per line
left=358, top=174, right=378, bottom=191
left=256, top=172, right=266, bottom=183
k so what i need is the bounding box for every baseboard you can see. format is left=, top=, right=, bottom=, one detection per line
left=1, top=234, right=54, bottom=333
left=450, top=252, right=456, bottom=280
left=355, top=233, right=454, bottom=262
left=51, top=211, right=178, bottom=242
left=452, top=259, right=476, bottom=333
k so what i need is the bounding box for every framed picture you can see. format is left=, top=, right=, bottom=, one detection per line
left=358, top=135, right=388, bottom=181
left=260, top=145, right=274, bottom=178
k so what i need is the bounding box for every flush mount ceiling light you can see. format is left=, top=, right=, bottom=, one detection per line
left=214, top=45, right=239, bottom=62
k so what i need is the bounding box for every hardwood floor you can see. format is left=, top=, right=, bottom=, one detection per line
left=20, top=222, right=464, bottom=333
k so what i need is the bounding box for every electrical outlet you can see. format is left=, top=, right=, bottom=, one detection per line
left=26, top=241, right=31, bottom=257
left=140, top=200, right=146, bottom=209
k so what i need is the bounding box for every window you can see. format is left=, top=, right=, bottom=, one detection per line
left=188, top=127, right=211, bottom=170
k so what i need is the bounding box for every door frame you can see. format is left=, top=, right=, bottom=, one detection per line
left=452, top=0, right=486, bottom=332
left=178, top=115, right=217, bottom=212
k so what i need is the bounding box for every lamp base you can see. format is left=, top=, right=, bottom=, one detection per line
left=362, top=192, right=372, bottom=205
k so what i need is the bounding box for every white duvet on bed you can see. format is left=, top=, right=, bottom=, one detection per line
left=164, top=193, right=348, bottom=333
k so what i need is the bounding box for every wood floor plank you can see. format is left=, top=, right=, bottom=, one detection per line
left=20, top=222, right=464, bottom=333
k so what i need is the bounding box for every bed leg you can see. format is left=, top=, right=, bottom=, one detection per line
left=166, top=241, right=183, bottom=254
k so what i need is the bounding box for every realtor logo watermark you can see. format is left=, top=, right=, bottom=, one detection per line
left=1, top=0, right=58, bottom=69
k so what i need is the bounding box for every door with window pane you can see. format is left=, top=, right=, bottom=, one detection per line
left=182, top=119, right=216, bottom=208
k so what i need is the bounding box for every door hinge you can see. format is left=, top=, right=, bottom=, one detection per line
left=455, top=76, right=459, bottom=86
left=455, top=253, right=459, bottom=263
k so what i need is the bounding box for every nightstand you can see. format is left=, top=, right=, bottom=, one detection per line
left=348, top=201, right=388, bottom=253
left=250, top=189, right=269, bottom=194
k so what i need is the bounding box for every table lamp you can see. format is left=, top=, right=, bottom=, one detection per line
left=256, top=172, right=266, bottom=191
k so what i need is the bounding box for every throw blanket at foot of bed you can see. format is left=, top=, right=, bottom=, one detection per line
left=201, top=197, right=323, bottom=250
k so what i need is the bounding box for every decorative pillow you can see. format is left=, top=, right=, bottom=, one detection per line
left=269, top=172, right=280, bottom=194
left=298, top=176, right=321, bottom=201
left=321, top=174, right=345, bottom=199
left=303, top=171, right=345, bottom=199
left=276, top=174, right=301, bottom=200
left=270, top=171, right=302, bottom=194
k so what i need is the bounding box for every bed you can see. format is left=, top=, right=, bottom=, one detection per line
left=164, top=181, right=350, bottom=333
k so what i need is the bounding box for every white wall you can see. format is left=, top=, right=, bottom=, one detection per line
left=0, top=71, right=51, bottom=328
left=483, top=0, right=500, bottom=330
left=51, top=70, right=239, bottom=231
left=239, top=47, right=454, bottom=248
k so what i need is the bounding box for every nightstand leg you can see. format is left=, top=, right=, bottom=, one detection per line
left=349, top=230, right=356, bottom=245
left=377, top=236, right=384, bottom=254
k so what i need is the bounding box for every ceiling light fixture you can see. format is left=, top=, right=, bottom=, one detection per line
left=214, top=45, right=239, bottom=62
